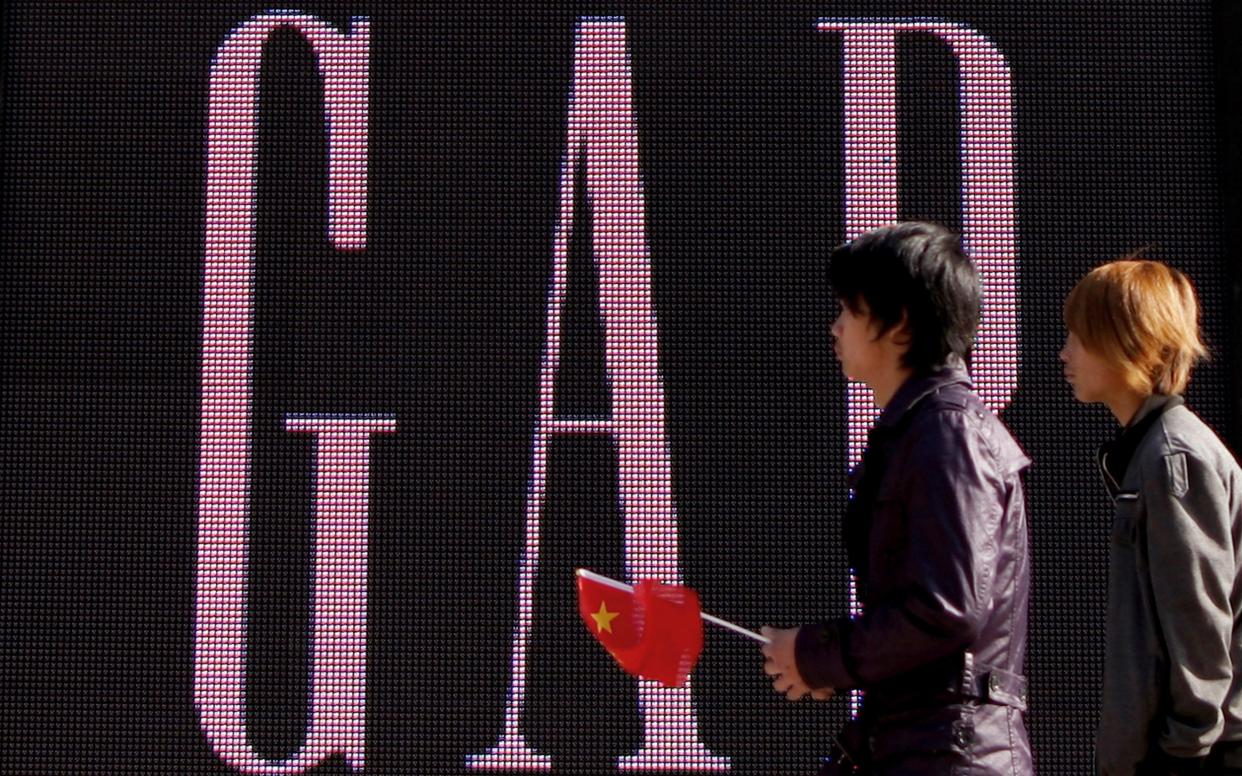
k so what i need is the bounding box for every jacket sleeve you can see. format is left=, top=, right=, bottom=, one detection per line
left=1142, top=450, right=1234, bottom=758
left=796, top=410, right=1007, bottom=689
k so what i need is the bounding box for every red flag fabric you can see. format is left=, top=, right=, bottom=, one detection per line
left=576, top=574, right=703, bottom=687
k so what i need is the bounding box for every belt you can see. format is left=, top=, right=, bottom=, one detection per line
left=862, top=651, right=1029, bottom=719
left=957, top=652, right=1028, bottom=712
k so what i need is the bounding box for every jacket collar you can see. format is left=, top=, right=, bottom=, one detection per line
left=876, top=362, right=974, bottom=430
left=1097, top=393, right=1183, bottom=498
left=1126, top=393, right=1180, bottom=430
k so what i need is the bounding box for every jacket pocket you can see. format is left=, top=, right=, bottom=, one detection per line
left=870, top=496, right=908, bottom=568
left=1110, top=496, right=1140, bottom=547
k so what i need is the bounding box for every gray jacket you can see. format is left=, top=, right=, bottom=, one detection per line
left=1097, top=395, right=1242, bottom=774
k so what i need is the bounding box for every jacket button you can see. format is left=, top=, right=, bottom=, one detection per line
left=953, top=724, right=974, bottom=748
left=988, top=674, right=1002, bottom=693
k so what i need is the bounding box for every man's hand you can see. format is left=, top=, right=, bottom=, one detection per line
left=760, top=626, right=835, bottom=702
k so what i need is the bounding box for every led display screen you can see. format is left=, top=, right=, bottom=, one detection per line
left=4, top=2, right=1239, bottom=773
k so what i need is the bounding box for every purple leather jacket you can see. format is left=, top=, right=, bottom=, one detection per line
left=796, top=367, right=1033, bottom=774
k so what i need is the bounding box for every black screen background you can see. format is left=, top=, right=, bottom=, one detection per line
left=3, top=2, right=1239, bottom=773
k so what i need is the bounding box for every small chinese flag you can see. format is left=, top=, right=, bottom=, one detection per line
left=576, top=571, right=703, bottom=687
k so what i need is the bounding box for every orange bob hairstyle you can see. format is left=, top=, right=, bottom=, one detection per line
left=1063, top=259, right=1207, bottom=396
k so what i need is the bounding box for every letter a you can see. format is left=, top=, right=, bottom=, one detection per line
left=470, top=17, right=728, bottom=772
left=193, top=12, right=382, bottom=775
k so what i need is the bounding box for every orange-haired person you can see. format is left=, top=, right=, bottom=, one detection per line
left=1061, top=260, right=1242, bottom=774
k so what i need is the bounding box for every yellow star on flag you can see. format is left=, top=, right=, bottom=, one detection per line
left=591, top=601, right=621, bottom=634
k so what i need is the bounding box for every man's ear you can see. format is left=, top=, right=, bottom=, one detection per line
left=887, top=309, right=913, bottom=348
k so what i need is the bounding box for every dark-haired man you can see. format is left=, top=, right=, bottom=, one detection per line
left=761, top=222, right=1033, bottom=774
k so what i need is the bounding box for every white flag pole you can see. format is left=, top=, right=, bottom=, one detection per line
left=576, top=568, right=771, bottom=644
